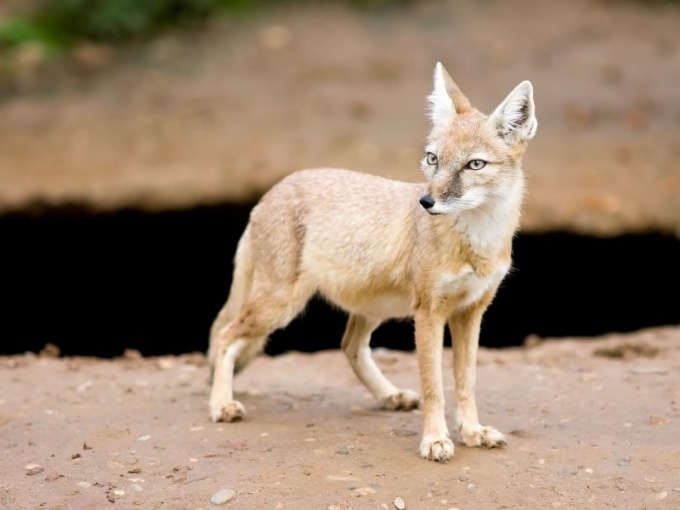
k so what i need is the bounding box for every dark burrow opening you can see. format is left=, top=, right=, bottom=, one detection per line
left=1, top=203, right=678, bottom=358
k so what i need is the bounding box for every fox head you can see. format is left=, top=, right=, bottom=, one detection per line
left=419, top=63, right=537, bottom=216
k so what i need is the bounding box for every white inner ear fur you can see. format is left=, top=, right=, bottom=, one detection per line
left=490, top=81, right=537, bottom=144
left=427, top=62, right=455, bottom=125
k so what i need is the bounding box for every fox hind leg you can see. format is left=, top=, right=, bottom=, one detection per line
left=209, top=284, right=312, bottom=422
left=341, top=314, right=420, bottom=411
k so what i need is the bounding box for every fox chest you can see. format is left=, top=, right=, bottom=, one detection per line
left=435, top=263, right=509, bottom=309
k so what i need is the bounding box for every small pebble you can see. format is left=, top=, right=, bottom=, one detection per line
left=137, top=435, right=151, bottom=442
left=355, top=486, right=376, bottom=496
left=466, top=483, right=478, bottom=492
left=130, top=484, right=143, bottom=493
left=326, top=475, right=360, bottom=482
left=123, top=349, right=143, bottom=360
left=211, top=489, right=236, bottom=505
left=647, top=415, right=671, bottom=426
left=393, top=496, right=406, bottom=509
left=617, top=457, right=631, bottom=467
left=630, top=367, right=668, bottom=375
left=584, top=468, right=593, bottom=474
left=25, top=464, right=44, bottom=476
left=157, top=358, right=174, bottom=370
left=76, top=381, right=92, bottom=392
left=673, top=487, right=680, bottom=492
left=77, top=481, right=91, bottom=488
left=113, top=490, right=125, bottom=496
left=655, top=491, right=668, bottom=501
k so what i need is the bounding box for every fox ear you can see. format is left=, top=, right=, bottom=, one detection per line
left=489, top=80, right=537, bottom=144
left=428, top=62, right=471, bottom=125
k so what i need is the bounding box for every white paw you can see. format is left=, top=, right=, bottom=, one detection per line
left=460, top=425, right=507, bottom=449
left=419, top=436, right=455, bottom=463
left=210, top=400, right=246, bottom=423
left=382, top=389, right=421, bottom=411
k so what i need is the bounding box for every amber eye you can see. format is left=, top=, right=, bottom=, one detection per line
left=465, top=159, right=486, bottom=170
left=426, top=152, right=438, bottom=165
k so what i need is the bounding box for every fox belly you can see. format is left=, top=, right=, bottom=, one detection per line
left=326, top=290, right=413, bottom=320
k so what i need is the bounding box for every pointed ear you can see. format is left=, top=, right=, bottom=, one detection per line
left=427, top=62, right=472, bottom=125
left=489, top=80, right=537, bottom=144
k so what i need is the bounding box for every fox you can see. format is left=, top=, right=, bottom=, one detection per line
left=207, top=62, right=537, bottom=463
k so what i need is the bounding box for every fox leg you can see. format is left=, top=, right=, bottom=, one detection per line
left=210, top=331, right=249, bottom=422
left=341, top=314, right=420, bottom=411
left=414, top=309, right=454, bottom=462
left=207, top=226, right=254, bottom=372
left=448, top=295, right=506, bottom=449
left=209, top=284, right=311, bottom=423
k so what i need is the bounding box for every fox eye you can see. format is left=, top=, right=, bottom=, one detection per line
left=465, top=159, right=486, bottom=170
left=426, top=152, right=438, bottom=166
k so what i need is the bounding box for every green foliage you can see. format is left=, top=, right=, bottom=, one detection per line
left=0, top=0, right=259, bottom=54
left=35, top=0, right=237, bottom=42
left=0, top=16, right=64, bottom=54
left=0, top=0, right=420, bottom=63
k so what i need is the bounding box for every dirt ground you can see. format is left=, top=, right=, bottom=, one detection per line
left=1, top=327, right=678, bottom=509
left=1, top=1, right=680, bottom=509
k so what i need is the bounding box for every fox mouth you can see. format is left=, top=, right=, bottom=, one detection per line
left=425, top=209, right=444, bottom=216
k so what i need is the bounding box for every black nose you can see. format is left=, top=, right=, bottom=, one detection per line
left=420, top=194, right=435, bottom=210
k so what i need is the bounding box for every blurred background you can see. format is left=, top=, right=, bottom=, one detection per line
left=0, top=0, right=679, bottom=357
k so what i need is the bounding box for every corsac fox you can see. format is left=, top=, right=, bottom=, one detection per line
left=207, top=62, right=537, bottom=462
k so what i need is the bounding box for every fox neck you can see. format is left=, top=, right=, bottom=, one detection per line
left=452, top=172, right=525, bottom=257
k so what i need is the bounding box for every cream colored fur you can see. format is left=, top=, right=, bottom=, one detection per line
left=207, top=62, right=537, bottom=463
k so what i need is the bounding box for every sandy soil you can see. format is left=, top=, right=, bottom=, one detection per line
left=1, top=0, right=679, bottom=236
left=1, top=327, right=679, bottom=509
